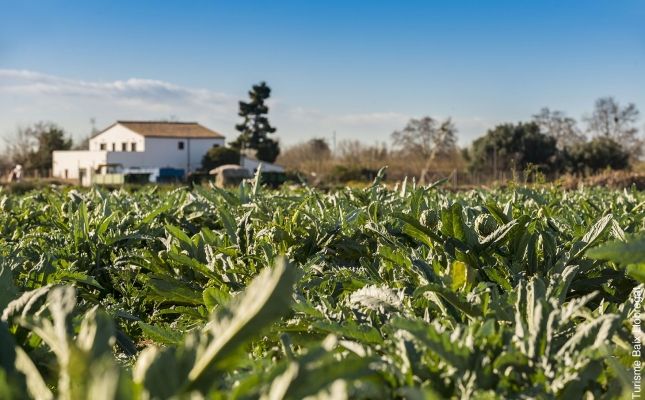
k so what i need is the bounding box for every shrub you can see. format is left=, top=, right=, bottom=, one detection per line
left=565, top=136, right=630, bottom=175
left=468, top=122, right=560, bottom=175
left=329, top=165, right=382, bottom=183
left=201, top=146, right=240, bottom=171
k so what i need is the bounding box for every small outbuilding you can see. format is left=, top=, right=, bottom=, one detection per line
left=209, top=164, right=253, bottom=187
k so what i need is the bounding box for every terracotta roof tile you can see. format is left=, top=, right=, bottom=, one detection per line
left=101, top=121, right=225, bottom=138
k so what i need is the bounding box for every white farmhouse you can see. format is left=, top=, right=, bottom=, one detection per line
left=53, top=121, right=225, bottom=185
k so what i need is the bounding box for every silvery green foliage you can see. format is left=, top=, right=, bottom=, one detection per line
left=0, top=182, right=642, bottom=398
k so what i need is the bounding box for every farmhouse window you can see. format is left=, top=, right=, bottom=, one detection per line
left=112, top=143, right=116, bottom=151
left=131, top=142, right=137, bottom=152
left=122, top=142, right=128, bottom=151
left=99, top=143, right=106, bottom=150
left=178, top=141, right=185, bottom=150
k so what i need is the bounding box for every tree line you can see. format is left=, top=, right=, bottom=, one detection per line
left=0, top=122, right=74, bottom=177
left=278, top=96, right=643, bottom=183
left=469, top=97, right=641, bottom=178
left=1, top=87, right=642, bottom=183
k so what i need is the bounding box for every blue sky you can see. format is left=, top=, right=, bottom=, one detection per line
left=1, top=0, right=644, bottom=147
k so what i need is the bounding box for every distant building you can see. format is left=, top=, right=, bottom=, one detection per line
left=53, top=121, right=225, bottom=185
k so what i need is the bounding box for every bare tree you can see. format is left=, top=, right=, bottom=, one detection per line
left=277, top=138, right=332, bottom=177
left=391, top=117, right=432, bottom=159
left=431, top=118, right=458, bottom=159
left=4, top=126, right=38, bottom=166
left=336, top=140, right=388, bottom=170
left=0, top=148, right=12, bottom=181
left=391, top=116, right=458, bottom=181
left=584, top=97, right=642, bottom=159
left=391, top=116, right=457, bottom=159
left=4, top=122, right=72, bottom=177
left=533, top=107, right=585, bottom=150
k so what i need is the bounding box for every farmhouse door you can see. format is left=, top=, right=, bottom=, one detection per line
left=79, top=168, right=89, bottom=187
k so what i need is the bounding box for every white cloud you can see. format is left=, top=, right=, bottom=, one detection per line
left=0, top=69, right=234, bottom=113
left=0, top=69, right=240, bottom=144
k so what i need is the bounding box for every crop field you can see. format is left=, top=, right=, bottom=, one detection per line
left=0, top=176, right=644, bottom=399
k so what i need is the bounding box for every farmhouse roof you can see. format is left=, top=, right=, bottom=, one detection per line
left=96, top=121, right=225, bottom=138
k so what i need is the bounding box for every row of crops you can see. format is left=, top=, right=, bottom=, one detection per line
left=0, top=175, right=643, bottom=399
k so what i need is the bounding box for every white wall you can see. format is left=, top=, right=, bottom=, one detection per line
left=106, top=137, right=224, bottom=172
left=52, top=151, right=107, bottom=184
left=89, top=124, right=144, bottom=152
left=188, top=138, right=225, bottom=171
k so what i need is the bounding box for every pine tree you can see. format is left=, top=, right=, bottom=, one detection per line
left=231, top=82, right=280, bottom=162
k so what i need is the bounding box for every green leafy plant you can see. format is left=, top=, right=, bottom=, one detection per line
left=0, top=181, right=641, bottom=398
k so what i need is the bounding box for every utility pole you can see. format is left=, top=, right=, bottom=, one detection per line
left=90, top=117, right=97, bottom=135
